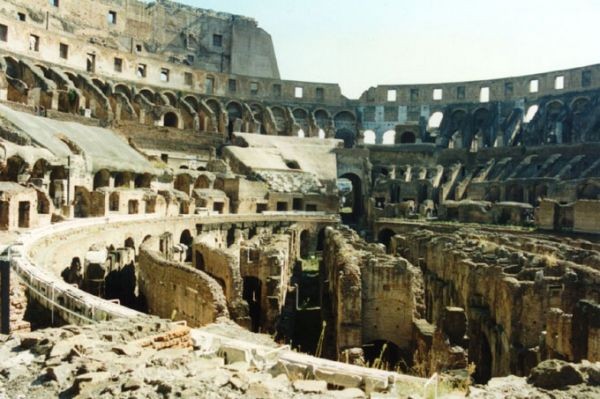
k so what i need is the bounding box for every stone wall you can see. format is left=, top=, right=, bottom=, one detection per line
left=193, top=230, right=249, bottom=326
left=392, top=225, right=600, bottom=381
left=573, top=200, right=600, bottom=234
left=1, top=0, right=280, bottom=79
left=0, top=271, right=30, bottom=333
left=239, top=233, right=291, bottom=333
left=138, top=236, right=228, bottom=328
left=321, top=226, right=423, bottom=361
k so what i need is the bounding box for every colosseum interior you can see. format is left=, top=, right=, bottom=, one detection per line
left=0, top=0, right=599, bottom=398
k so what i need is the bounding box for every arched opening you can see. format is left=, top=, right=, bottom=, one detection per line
left=61, top=257, right=82, bottom=287
left=299, top=230, right=311, bottom=259
left=139, top=89, right=155, bottom=104
left=36, top=191, right=50, bottom=214
left=49, top=166, right=67, bottom=208
left=243, top=277, right=262, bottom=332
left=109, top=191, right=119, bottom=211
left=30, top=159, right=48, bottom=179
left=104, top=245, right=137, bottom=309
left=174, top=174, right=192, bottom=195
left=427, top=111, right=444, bottom=130
left=114, top=172, right=131, bottom=188
left=524, top=105, right=538, bottom=123
left=450, top=109, right=467, bottom=133
left=179, top=199, right=190, bottom=214
left=194, top=175, right=211, bottom=189
left=179, top=229, right=193, bottom=262
left=363, top=130, right=376, bottom=144
left=93, top=169, right=110, bottom=190
left=571, top=97, right=590, bottom=114
left=363, top=340, right=402, bottom=371
left=335, top=129, right=355, bottom=148
left=162, top=92, right=178, bottom=107
left=546, top=101, right=564, bottom=121
left=270, top=106, right=287, bottom=134
left=398, top=131, right=416, bottom=144
left=134, top=173, right=152, bottom=188
left=114, top=84, right=131, bottom=99
left=382, top=130, right=396, bottom=145
left=339, top=173, right=362, bottom=224
left=377, top=228, right=396, bottom=253
left=74, top=186, right=91, bottom=217
left=334, top=111, right=356, bottom=146
left=124, top=237, right=135, bottom=251
left=92, top=78, right=106, bottom=93
left=226, top=226, right=236, bottom=247
left=184, top=95, right=199, bottom=110
left=314, top=109, right=331, bottom=133
left=205, top=98, right=221, bottom=115
left=293, top=108, right=309, bottom=133
left=163, top=112, right=179, bottom=128
left=226, top=101, right=243, bottom=138
left=4, top=56, right=20, bottom=79
left=2, top=156, right=27, bottom=182
left=473, top=108, right=491, bottom=134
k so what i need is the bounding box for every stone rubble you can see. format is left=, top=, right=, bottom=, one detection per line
left=0, top=318, right=373, bottom=399
left=1, top=318, right=599, bottom=398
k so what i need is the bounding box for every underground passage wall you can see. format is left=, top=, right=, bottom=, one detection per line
left=138, top=234, right=229, bottom=327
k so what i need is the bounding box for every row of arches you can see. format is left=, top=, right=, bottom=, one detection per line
left=95, top=77, right=359, bottom=141
left=362, top=129, right=418, bottom=145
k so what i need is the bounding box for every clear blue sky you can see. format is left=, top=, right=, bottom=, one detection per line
left=172, top=0, right=600, bottom=99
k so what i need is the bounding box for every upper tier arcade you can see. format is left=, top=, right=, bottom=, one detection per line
left=0, top=0, right=600, bottom=150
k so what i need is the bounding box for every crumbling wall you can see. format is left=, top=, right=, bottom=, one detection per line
left=322, top=226, right=423, bottom=361
left=138, top=236, right=228, bottom=327
left=322, top=226, right=362, bottom=356
left=193, top=230, right=249, bottom=326
left=393, top=226, right=600, bottom=380
left=239, top=233, right=291, bottom=333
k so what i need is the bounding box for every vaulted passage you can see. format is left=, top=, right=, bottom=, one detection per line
left=339, top=173, right=363, bottom=224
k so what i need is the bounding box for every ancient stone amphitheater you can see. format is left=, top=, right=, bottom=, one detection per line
left=0, top=0, right=599, bottom=398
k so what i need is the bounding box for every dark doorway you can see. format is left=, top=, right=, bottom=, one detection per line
left=0, top=201, right=8, bottom=230
left=474, top=335, right=493, bottom=383
left=335, top=129, right=355, bottom=148
left=300, top=230, right=311, bottom=259
left=179, top=230, right=193, bottom=262
left=340, top=173, right=363, bottom=224
left=316, top=228, right=326, bottom=251
left=398, top=131, right=416, bottom=144
left=243, top=277, right=261, bottom=332
left=377, top=228, right=395, bottom=253
left=363, top=340, right=402, bottom=370
left=195, top=251, right=205, bottom=271
left=18, top=201, right=30, bottom=228
left=163, top=112, right=178, bottom=128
